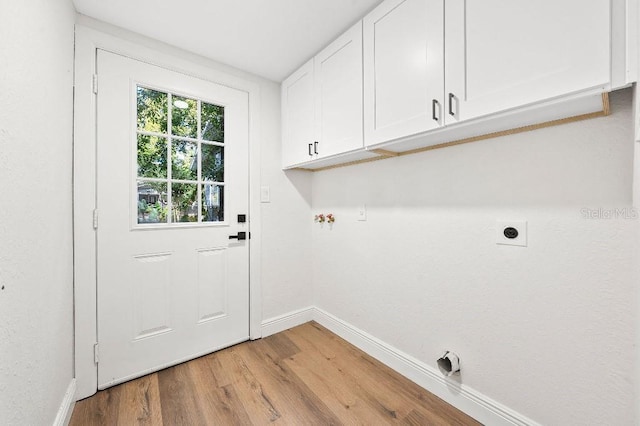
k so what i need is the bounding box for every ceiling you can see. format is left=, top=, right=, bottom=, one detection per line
left=72, top=0, right=383, bottom=82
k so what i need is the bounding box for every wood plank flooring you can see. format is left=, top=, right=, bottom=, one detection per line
left=70, top=322, right=481, bottom=425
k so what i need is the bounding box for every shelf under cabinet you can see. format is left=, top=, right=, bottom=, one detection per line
left=283, top=148, right=381, bottom=171
left=366, top=88, right=609, bottom=154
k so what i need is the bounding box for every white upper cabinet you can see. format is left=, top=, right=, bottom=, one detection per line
left=283, top=0, right=626, bottom=169
left=281, top=59, right=315, bottom=167
left=444, top=0, right=611, bottom=125
left=282, top=22, right=364, bottom=168
left=315, top=21, right=364, bottom=159
left=363, top=0, right=444, bottom=146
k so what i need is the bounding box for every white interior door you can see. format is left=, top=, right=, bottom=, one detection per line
left=96, top=50, right=250, bottom=389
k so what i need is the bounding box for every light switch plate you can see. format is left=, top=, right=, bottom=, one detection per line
left=496, top=220, right=527, bottom=247
left=357, top=205, right=367, bottom=221
left=260, top=186, right=270, bottom=203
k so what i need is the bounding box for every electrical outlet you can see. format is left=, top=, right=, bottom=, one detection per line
left=496, top=220, right=527, bottom=247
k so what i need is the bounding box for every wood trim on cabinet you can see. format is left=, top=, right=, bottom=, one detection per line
left=290, top=154, right=390, bottom=172
left=370, top=149, right=400, bottom=157
left=602, top=92, right=611, bottom=115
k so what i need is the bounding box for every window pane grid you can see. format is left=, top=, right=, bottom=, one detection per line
left=136, top=86, right=225, bottom=224
left=197, top=100, right=202, bottom=222
left=139, top=178, right=225, bottom=185
left=201, top=140, right=224, bottom=148
left=137, top=131, right=224, bottom=148
left=166, top=93, right=173, bottom=223
left=137, top=129, right=170, bottom=139
left=136, top=84, right=225, bottom=226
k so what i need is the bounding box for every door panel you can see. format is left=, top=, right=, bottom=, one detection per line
left=96, top=50, right=249, bottom=389
left=131, top=252, right=172, bottom=340
left=196, top=247, right=228, bottom=322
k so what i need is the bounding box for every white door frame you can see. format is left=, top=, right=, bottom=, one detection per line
left=73, top=22, right=263, bottom=400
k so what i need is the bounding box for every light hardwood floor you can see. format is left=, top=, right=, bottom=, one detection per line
left=70, top=322, right=481, bottom=425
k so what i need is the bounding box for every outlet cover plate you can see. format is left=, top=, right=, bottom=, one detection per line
left=496, top=220, right=527, bottom=247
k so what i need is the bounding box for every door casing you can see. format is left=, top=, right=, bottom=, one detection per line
left=73, top=22, right=263, bottom=400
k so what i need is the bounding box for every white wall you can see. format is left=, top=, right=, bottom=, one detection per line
left=0, top=0, right=76, bottom=424
left=312, top=89, right=637, bottom=425
left=256, top=70, right=313, bottom=320
left=261, top=155, right=314, bottom=318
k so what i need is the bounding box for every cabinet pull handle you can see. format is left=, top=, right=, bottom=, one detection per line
left=448, top=93, right=455, bottom=117
left=314, top=141, right=319, bottom=155
left=432, top=99, right=439, bottom=122
left=308, top=143, right=313, bottom=156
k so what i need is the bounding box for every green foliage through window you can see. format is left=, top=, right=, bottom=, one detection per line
left=136, top=85, right=225, bottom=224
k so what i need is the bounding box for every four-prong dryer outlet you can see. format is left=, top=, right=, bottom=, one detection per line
left=496, top=220, right=527, bottom=247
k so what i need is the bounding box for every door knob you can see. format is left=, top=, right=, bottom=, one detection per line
left=229, top=232, right=247, bottom=241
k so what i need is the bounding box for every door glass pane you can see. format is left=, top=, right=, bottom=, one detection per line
left=171, top=140, right=197, bottom=181
left=201, top=102, right=224, bottom=142
left=137, top=87, right=168, bottom=133
left=137, top=181, right=168, bottom=224
left=137, top=135, right=168, bottom=178
left=201, top=184, right=224, bottom=222
left=135, top=86, right=229, bottom=227
left=172, top=183, right=198, bottom=223
left=172, top=96, right=197, bottom=138
left=202, top=144, right=224, bottom=182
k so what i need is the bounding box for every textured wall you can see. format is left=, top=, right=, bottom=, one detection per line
left=0, top=0, right=76, bottom=424
left=258, top=83, right=314, bottom=319
left=312, top=89, right=637, bottom=425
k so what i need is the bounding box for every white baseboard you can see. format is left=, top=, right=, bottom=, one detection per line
left=53, top=378, right=76, bottom=426
left=261, top=306, right=314, bottom=337
left=311, top=307, right=540, bottom=426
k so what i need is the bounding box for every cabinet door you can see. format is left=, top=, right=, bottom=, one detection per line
left=363, top=0, right=444, bottom=146
left=315, top=21, right=364, bottom=158
left=444, top=0, right=610, bottom=125
left=282, top=59, right=315, bottom=168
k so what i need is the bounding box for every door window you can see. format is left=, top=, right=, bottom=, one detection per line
left=136, top=86, right=225, bottom=225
